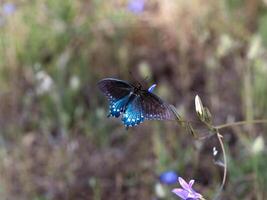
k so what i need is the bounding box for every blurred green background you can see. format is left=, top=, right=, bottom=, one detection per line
left=0, top=0, right=267, bottom=199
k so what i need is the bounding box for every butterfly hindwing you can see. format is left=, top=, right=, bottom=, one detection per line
left=140, top=91, right=175, bottom=121
left=109, top=94, right=131, bottom=117
left=122, top=95, right=144, bottom=127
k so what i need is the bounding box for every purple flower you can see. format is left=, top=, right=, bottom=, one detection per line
left=159, top=170, right=179, bottom=185
left=172, top=177, right=202, bottom=200
left=127, top=0, right=145, bottom=14
left=2, top=3, right=16, bottom=15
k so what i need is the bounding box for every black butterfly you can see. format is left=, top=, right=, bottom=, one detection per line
left=98, top=78, right=175, bottom=128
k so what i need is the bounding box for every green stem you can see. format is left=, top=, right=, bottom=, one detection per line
left=215, top=119, right=267, bottom=130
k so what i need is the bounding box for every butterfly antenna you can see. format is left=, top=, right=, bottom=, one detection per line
left=129, top=70, right=142, bottom=87
left=144, top=76, right=150, bottom=82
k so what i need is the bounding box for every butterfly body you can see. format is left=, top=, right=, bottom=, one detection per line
left=98, top=78, right=174, bottom=128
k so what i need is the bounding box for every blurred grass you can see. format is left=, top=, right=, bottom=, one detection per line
left=0, top=0, right=267, bottom=199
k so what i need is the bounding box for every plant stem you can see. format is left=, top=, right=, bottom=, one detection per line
left=215, top=119, right=267, bottom=129
left=217, top=131, right=227, bottom=191
left=213, top=129, right=227, bottom=200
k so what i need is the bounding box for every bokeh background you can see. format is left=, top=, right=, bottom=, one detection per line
left=0, top=0, right=267, bottom=199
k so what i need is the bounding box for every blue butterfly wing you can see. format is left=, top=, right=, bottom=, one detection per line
left=98, top=78, right=134, bottom=117
left=109, top=94, right=131, bottom=117
left=140, top=91, right=175, bottom=121
left=122, top=95, right=144, bottom=127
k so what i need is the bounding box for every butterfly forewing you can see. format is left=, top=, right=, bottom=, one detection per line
left=98, top=78, right=133, bottom=101
left=98, top=78, right=134, bottom=118
left=140, top=91, right=175, bottom=121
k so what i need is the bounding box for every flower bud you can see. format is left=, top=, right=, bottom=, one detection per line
left=195, top=95, right=204, bottom=120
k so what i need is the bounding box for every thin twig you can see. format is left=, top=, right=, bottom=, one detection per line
left=215, top=119, right=267, bottom=129
left=213, top=130, right=227, bottom=200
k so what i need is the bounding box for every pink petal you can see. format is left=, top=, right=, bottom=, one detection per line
left=188, top=189, right=203, bottom=199
left=189, top=180, right=195, bottom=187
left=172, top=188, right=189, bottom=199
left=178, top=177, right=190, bottom=190
left=195, top=192, right=203, bottom=198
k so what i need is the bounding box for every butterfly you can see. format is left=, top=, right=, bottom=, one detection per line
left=98, top=78, right=175, bottom=128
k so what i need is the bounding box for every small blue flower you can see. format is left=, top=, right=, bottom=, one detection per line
left=172, top=177, right=202, bottom=200
left=2, top=3, right=16, bottom=15
left=159, top=170, right=179, bottom=185
left=127, top=0, right=145, bottom=14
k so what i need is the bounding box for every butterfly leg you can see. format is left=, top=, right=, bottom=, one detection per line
left=107, top=113, right=111, bottom=118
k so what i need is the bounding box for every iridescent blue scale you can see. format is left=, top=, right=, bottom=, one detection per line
left=98, top=78, right=175, bottom=128
left=109, top=94, right=131, bottom=117
left=121, top=96, right=144, bottom=127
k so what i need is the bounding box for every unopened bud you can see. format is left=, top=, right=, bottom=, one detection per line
left=195, top=95, right=204, bottom=119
